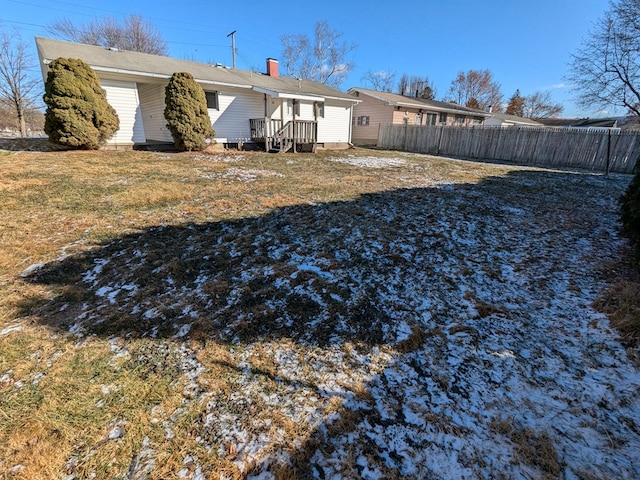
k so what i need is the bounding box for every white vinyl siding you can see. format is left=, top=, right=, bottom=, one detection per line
left=296, top=101, right=314, bottom=120
left=280, top=99, right=314, bottom=122
left=208, top=89, right=264, bottom=143
left=318, top=101, right=353, bottom=143
left=101, top=80, right=145, bottom=145
left=137, top=83, right=172, bottom=142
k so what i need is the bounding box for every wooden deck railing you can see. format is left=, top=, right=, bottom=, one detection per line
left=250, top=118, right=283, bottom=140
left=250, top=118, right=317, bottom=152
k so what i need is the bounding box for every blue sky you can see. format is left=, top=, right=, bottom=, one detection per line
left=2, top=0, right=615, bottom=117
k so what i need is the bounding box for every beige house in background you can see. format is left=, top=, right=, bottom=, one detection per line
left=347, top=87, right=489, bottom=145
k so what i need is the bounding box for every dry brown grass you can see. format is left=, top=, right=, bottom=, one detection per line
left=596, top=280, right=640, bottom=340
left=396, top=325, right=427, bottom=353
left=0, top=146, right=635, bottom=478
left=2, top=147, right=444, bottom=478
left=489, top=418, right=562, bottom=478
left=511, top=428, right=562, bottom=478
left=593, top=247, right=640, bottom=362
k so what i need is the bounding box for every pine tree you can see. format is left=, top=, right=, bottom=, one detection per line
left=466, top=98, right=480, bottom=109
left=43, top=57, right=119, bottom=149
left=506, top=89, right=525, bottom=117
left=163, top=72, right=215, bottom=152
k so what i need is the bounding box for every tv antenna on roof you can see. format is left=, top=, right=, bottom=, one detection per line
left=227, top=30, right=236, bottom=69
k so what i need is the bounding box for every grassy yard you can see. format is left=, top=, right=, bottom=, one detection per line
left=1, top=145, right=639, bottom=479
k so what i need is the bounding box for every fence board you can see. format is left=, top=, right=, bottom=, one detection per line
left=377, top=125, right=640, bottom=174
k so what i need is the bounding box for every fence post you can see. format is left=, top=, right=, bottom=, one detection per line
left=437, top=126, right=444, bottom=155
left=606, top=130, right=611, bottom=175
left=402, top=122, right=408, bottom=151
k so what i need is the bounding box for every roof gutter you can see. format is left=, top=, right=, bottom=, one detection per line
left=252, top=86, right=324, bottom=102
left=92, top=65, right=253, bottom=89
left=44, top=61, right=253, bottom=89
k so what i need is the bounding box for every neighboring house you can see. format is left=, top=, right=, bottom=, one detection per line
left=346, top=87, right=489, bottom=145
left=35, top=37, right=359, bottom=151
left=483, top=113, right=544, bottom=127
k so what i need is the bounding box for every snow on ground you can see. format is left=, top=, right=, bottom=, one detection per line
left=329, top=155, right=407, bottom=168
left=22, top=156, right=640, bottom=478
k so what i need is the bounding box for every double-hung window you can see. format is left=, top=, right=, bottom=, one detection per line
left=204, top=91, right=219, bottom=110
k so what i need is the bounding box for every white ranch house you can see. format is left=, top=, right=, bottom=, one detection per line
left=35, top=37, right=359, bottom=151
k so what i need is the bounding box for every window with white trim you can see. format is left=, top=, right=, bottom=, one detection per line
left=205, top=91, right=219, bottom=110
left=357, top=116, right=370, bottom=126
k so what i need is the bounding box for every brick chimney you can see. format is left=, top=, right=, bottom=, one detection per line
left=266, top=58, right=279, bottom=78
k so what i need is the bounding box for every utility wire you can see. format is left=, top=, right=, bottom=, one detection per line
left=7, top=0, right=281, bottom=48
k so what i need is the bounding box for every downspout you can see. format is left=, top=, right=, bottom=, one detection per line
left=348, top=104, right=354, bottom=147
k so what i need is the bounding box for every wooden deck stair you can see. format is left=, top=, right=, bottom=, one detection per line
left=250, top=118, right=317, bottom=153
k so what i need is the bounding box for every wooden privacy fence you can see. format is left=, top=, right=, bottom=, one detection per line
left=378, top=124, right=640, bottom=174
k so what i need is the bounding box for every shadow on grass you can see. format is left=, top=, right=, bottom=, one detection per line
left=0, top=137, right=69, bottom=152
left=16, top=168, right=628, bottom=478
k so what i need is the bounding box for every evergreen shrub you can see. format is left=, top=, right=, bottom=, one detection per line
left=163, top=72, right=215, bottom=151
left=43, top=57, right=119, bottom=149
left=620, top=161, right=640, bottom=264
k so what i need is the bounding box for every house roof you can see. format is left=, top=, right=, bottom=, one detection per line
left=572, top=118, right=618, bottom=128
left=347, top=87, right=490, bottom=117
left=536, top=118, right=579, bottom=127
left=35, top=37, right=358, bottom=103
left=536, top=117, right=619, bottom=128
left=487, top=113, right=544, bottom=126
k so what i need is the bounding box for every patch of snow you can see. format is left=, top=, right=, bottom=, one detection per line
left=0, top=325, right=22, bottom=337
left=291, top=262, right=334, bottom=280
left=330, top=156, right=407, bottom=168
left=19, top=262, right=45, bottom=277
left=173, top=324, right=191, bottom=338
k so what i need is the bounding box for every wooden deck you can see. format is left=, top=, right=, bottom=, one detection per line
left=250, top=118, right=317, bottom=153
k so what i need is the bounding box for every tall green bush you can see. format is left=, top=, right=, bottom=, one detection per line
left=620, top=161, right=640, bottom=264
left=43, top=57, right=119, bottom=149
left=163, top=72, right=215, bottom=152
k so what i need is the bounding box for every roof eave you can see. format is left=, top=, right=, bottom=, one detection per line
left=252, top=86, right=325, bottom=101
left=91, top=65, right=254, bottom=89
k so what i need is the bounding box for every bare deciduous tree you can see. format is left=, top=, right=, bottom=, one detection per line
left=447, top=69, right=502, bottom=112
left=397, top=74, right=436, bottom=99
left=0, top=30, right=41, bottom=137
left=524, top=91, right=564, bottom=119
left=361, top=70, right=396, bottom=92
left=568, top=0, right=640, bottom=116
left=281, top=21, right=356, bottom=88
left=47, top=15, right=168, bottom=55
